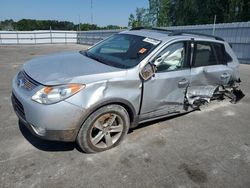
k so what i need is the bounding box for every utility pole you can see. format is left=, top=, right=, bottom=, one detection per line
left=212, top=15, right=217, bottom=35
left=78, top=15, right=81, bottom=31
left=91, top=0, right=93, bottom=24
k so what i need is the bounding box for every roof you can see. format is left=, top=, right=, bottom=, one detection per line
left=121, top=29, right=172, bottom=42
left=121, top=28, right=224, bottom=43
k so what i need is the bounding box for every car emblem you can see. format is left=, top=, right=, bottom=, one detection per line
left=17, top=78, right=25, bottom=87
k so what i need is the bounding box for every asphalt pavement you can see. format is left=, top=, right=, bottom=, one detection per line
left=0, top=44, right=250, bottom=188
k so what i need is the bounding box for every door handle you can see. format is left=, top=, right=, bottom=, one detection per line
left=178, top=79, right=189, bottom=87
left=220, top=73, right=230, bottom=79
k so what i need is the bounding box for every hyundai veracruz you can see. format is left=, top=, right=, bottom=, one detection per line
left=12, top=28, right=244, bottom=153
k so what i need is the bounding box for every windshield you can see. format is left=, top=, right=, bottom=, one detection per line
left=85, top=34, right=161, bottom=69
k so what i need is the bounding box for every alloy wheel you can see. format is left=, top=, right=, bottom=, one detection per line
left=90, top=113, right=124, bottom=149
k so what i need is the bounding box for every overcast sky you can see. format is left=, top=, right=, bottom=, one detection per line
left=0, top=0, right=148, bottom=26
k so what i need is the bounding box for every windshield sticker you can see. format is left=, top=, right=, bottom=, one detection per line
left=143, top=38, right=161, bottom=46
left=139, top=48, right=148, bottom=54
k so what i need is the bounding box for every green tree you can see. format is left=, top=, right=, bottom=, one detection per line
left=104, top=25, right=122, bottom=30
left=0, top=19, right=15, bottom=30
left=128, top=14, right=136, bottom=27
left=169, top=0, right=198, bottom=26
left=14, top=19, right=75, bottom=30
left=135, top=8, right=147, bottom=27
left=157, top=0, right=171, bottom=26
left=240, top=0, right=250, bottom=21
left=130, top=0, right=249, bottom=27
left=148, top=0, right=171, bottom=27
left=226, top=0, right=250, bottom=22
left=128, top=8, right=152, bottom=28
left=148, top=0, right=159, bottom=26
left=79, top=23, right=98, bottom=31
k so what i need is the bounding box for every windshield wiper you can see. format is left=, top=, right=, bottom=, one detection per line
left=82, top=51, right=129, bottom=69
left=81, top=50, right=100, bottom=62
left=86, top=51, right=108, bottom=65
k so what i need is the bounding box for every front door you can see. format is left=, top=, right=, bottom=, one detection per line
left=140, top=41, right=191, bottom=119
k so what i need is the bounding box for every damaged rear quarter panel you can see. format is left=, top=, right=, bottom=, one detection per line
left=186, top=85, right=219, bottom=105
left=187, top=41, right=241, bottom=105
left=224, top=43, right=241, bottom=81
left=190, top=65, right=234, bottom=86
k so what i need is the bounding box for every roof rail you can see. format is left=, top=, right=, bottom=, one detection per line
left=130, top=27, right=174, bottom=33
left=130, top=27, right=149, bottom=30
left=151, top=27, right=175, bottom=33
left=169, top=31, right=224, bottom=41
left=130, top=27, right=224, bottom=41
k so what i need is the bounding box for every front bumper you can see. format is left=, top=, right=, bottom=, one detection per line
left=12, top=76, right=86, bottom=142
left=17, top=112, right=78, bottom=142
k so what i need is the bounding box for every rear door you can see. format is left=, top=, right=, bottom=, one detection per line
left=190, top=41, right=234, bottom=87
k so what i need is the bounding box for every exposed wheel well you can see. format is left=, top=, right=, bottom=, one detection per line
left=93, top=101, right=137, bottom=129
left=77, top=99, right=138, bottom=134
left=110, top=102, right=136, bottom=125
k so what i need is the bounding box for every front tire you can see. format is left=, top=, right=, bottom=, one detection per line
left=77, top=104, right=130, bottom=153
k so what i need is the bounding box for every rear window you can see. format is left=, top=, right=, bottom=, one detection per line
left=193, top=42, right=217, bottom=67
left=193, top=42, right=231, bottom=67
left=212, top=43, right=234, bottom=64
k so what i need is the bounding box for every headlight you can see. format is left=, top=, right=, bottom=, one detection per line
left=32, top=84, right=85, bottom=104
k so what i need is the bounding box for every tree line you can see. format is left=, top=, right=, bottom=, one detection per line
left=128, top=0, right=250, bottom=27
left=0, top=19, right=126, bottom=31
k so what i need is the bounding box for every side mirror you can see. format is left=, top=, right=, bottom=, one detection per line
left=140, top=63, right=156, bottom=81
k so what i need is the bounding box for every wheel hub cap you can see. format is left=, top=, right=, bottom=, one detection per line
left=90, top=113, right=124, bottom=149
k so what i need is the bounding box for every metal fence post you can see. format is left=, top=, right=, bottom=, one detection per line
left=16, top=32, right=19, bottom=44
left=50, top=29, right=52, bottom=44
left=65, top=32, right=67, bottom=44
left=34, top=33, right=36, bottom=44
left=0, top=33, right=2, bottom=44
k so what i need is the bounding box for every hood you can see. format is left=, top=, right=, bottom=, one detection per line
left=23, top=51, right=123, bottom=85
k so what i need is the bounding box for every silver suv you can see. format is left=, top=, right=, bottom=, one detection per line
left=12, top=28, right=244, bottom=153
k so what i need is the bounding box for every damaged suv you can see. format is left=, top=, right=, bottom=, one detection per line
left=12, top=28, right=244, bottom=153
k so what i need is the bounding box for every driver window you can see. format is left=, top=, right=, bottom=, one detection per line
left=155, top=42, right=186, bottom=72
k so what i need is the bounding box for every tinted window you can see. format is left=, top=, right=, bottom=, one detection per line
left=213, top=43, right=227, bottom=64
left=86, top=34, right=160, bottom=69
left=155, top=42, right=186, bottom=72
left=193, top=42, right=217, bottom=67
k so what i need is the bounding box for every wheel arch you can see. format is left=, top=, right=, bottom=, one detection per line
left=75, top=98, right=139, bottom=140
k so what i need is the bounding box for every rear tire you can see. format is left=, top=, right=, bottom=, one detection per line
left=77, top=104, right=130, bottom=153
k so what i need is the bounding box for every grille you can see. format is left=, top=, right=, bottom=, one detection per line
left=17, top=71, right=39, bottom=91
left=12, top=94, right=26, bottom=121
